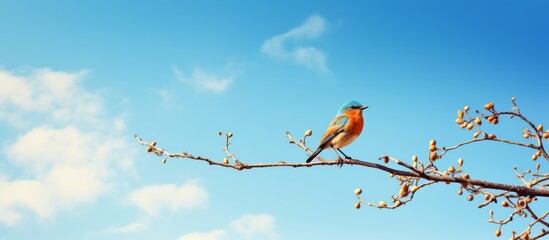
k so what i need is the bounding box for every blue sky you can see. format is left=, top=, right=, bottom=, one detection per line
left=0, top=1, right=548, bottom=239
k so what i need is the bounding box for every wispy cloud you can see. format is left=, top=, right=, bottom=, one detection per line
left=178, top=229, right=227, bottom=240
left=173, top=65, right=234, bottom=93
left=177, top=213, right=278, bottom=240
left=129, top=181, right=208, bottom=217
left=0, top=67, right=135, bottom=226
left=105, top=222, right=149, bottom=234
left=261, top=14, right=329, bottom=74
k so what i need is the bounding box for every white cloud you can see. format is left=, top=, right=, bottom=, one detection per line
left=229, top=213, right=278, bottom=239
left=177, top=213, right=278, bottom=240
left=261, top=14, right=329, bottom=74
left=0, top=68, right=135, bottom=226
left=129, top=181, right=208, bottom=216
left=105, top=222, right=149, bottom=234
left=178, top=229, right=226, bottom=240
left=173, top=65, right=233, bottom=93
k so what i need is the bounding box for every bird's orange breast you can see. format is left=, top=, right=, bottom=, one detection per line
left=331, top=109, right=364, bottom=148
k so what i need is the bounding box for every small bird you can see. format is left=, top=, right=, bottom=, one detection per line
left=306, top=100, right=368, bottom=164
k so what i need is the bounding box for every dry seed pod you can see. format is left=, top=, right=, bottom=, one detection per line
left=429, top=144, right=437, bottom=152
left=464, top=105, right=470, bottom=112
left=379, top=201, right=387, bottom=207
left=460, top=122, right=468, bottom=128
left=223, top=157, right=229, bottom=164
left=457, top=158, right=463, bottom=167
left=488, top=134, right=496, bottom=139
left=429, top=139, right=437, bottom=146
left=355, top=202, right=361, bottom=209
left=532, top=154, right=538, bottom=161
left=355, top=188, right=362, bottom=195
left=151, top=141, right=157, bottom=146
left=146, top=147, right=153, bottom=152
left=495, top=229, right=501, bottom=237
left=412, top=155, right=418, bottom=162
left=537, top=124, right=544, bottom=132
left=457, top=110, right=464, bottom=118
left=501, top=201, right=509, bottom=207
left=305, top=130, right=313, bottom=136
left=467, top=195, right=474, bottom=201
left=484, top=102, right=494, bottom=110
left=448, top=166, right=456, bottom=173
left=456, top=118, right=464, bottom=124
left=457, top=189, right=462, bottom=195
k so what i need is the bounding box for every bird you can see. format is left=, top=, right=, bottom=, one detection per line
left=306, top=100, right=368, bottom=164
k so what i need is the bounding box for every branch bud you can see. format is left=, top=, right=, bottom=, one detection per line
left=474, top=117, right=482, bottom=125
left=466, top=122, right=474, bottom=130
left=379, top=201, right=387, bottom=207
left=473, top=131, right=481, bottom=138
left=410, top=185, right=419, bottom=193
left=484, top=102, right=494, bottom=110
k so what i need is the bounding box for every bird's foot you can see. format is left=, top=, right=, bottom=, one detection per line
left=336, top=157, right=344, bottom=168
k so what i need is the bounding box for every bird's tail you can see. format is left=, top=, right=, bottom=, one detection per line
left=306, top=148, right=323, bottom=163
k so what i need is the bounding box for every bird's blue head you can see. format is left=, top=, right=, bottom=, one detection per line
left=337, top=100, right=368, bottom=115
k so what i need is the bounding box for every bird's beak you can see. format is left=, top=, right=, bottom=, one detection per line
left=360, top=106, right=368, bottom=110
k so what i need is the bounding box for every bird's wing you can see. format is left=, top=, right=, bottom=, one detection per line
left=318, top=115, right=348, bottom=149
left=328, top=114, right=349, bottom=128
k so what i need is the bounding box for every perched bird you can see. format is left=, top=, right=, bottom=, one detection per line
left=306, top=100, right=368, bottom=163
